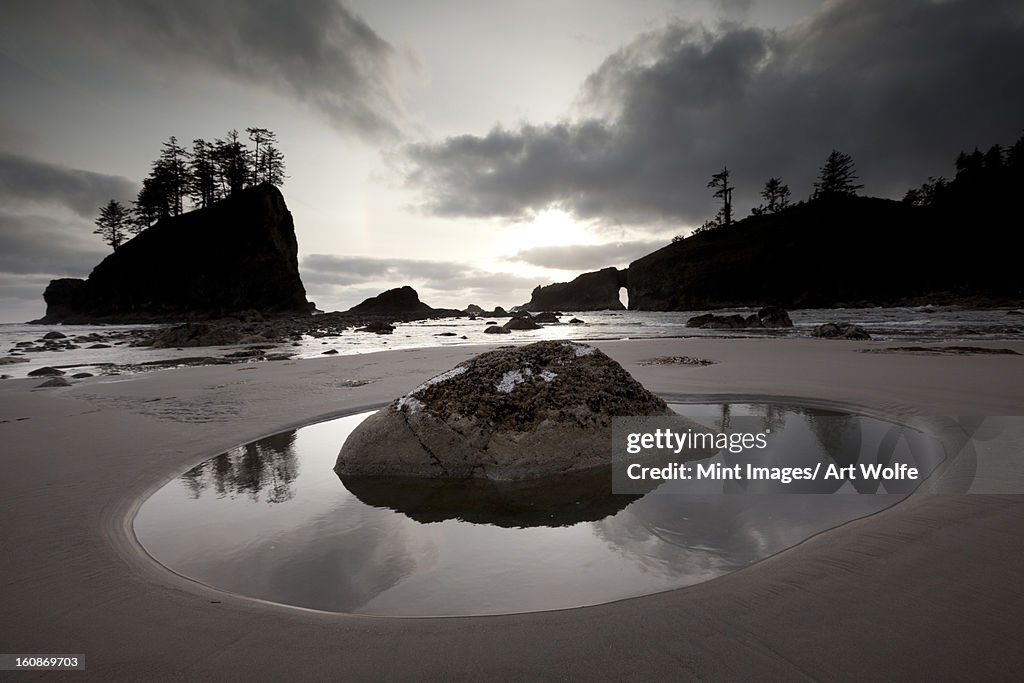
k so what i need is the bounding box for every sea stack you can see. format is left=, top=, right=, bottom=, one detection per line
left=336, top=341, right=674, bottom=481
left=525, top=267, right=627, bottom=311
left=346, top=285, right=460, bottom=318
left=38, top=184, right=310, bottom=322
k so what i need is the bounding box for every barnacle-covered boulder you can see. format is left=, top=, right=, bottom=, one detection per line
left=335, top=341, right=673, bottom=481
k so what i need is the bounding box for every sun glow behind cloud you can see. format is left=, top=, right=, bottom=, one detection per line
left=498, top=207, right=599, bottom=253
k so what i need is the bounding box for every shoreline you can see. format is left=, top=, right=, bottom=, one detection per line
left=2, top=338, right=1023, bottom=679
left=3, top=306, right=1022, bottom=381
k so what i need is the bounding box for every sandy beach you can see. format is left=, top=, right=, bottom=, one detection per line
left=2, top=337, right=1023, bottom=680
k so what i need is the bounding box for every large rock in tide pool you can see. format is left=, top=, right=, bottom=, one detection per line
left=336, top=341, right=673, bottom=481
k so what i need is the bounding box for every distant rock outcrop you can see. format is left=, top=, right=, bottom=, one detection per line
left=335, top=341, right=674, bottom=480
left=503, top=316, right=540, bottom=331
left=347, top=286, right=461, bottom=319
left=686, top=314, right=748, bottom=329
left=525, top=267, right=626, bottom=311
left=465, top=304, right=509, bottom=317
left=348, top=286, right=431, bottom=315
left=38, top=184, right=311, bottom=323
left=687, top=307, right=793, bottom=329
left=812, top=323, right=872, bottom=340
left=758, top=306, right=793, bottom=328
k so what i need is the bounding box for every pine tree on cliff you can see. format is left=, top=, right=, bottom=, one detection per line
left=130, top=175, right=168, bottom=232
left=129, top=137, right=187, bottom=229
left=157, top=136, right=189, bottom=216
left=94, top=200, right=128, bottom=251
left=751, top=177, right=791, bottom=215
left=125, top=127, right=286, bottom=232
left=214, top=130, right=251, bottom=196
left=813, top=150, right=863, bottom=199
left=246, top=127, right=273, bottom=184
left=261, top=144, right=287, bottom=186
left=188, top=138, right=219, bottom=208
left=707, top=166, right=734, bottom=227
left=246, top=129, right=286, bottom=187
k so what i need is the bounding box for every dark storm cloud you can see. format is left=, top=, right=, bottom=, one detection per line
left=5, top=0, right=408, bottom=139
left=510, top=240, right=667, bottom=271
left=0, top=211, right=109, bottom=321
left=404, top=0, right=1024, bottom=226
left=0, top=211, right=108, bottom=276
left=0, top=273, right=56, bottom=301
left=0, top=151, right=137, bottom=219
left=0, top=152, right=131, bottom=318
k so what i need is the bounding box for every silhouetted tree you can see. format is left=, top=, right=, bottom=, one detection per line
left=214, top=130, right=251, bottom=197
left=246, top=127, right=273, bottom=183
left=693, top=218, right=719, bottom=234
left=131, top=175, right=169, bottom=230
left=130, top=137, right=186, bottom=228
left=125, top=208, right=147, bottom=238
left=813, top=150, right=863, bottom=199
left=1007, top=135, right=1024, bottom=170
left=707, top=166, right=734, bottom=227
left=94, top=200, right=128, bottom=251
left=157, top=136, right=189, bottom=216
left=902, top=176, right=948, bottom=207
left=128, top=127, right=288, bottom=224
left=904, top=133, right=1024, bottom=211
left=954, top=148, right=985, bottom=178
left=984, top=144, right=1004, bottom=170
left=752, top=177, right=791, bottom=215
left=261, top=144, right=287, bottom=186
left=188, top=139, right=218, bottom=208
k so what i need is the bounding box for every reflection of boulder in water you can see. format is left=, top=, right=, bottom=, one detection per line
left=335, top=341, right=675, bottom=481
left=339, top=469, right=640, bottom=528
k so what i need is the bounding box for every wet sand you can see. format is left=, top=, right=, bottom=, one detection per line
left=2, top=338, right=1023, bottom=680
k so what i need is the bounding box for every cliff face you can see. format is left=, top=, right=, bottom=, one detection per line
left=525, top=267, right=626, bottom=311
left=626, top=197, right=948, bottom=310
left=39, top=184, right=310, bottom=322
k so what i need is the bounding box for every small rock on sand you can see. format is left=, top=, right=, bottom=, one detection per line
left=812, top=323, right=871, bottom=340
left=36, top=377, right=72, bottom=388
left=28, top=366, right=65, bottom=377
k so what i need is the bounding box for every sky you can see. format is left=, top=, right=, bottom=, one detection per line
left=1, top=0, right=1022, bottom=322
